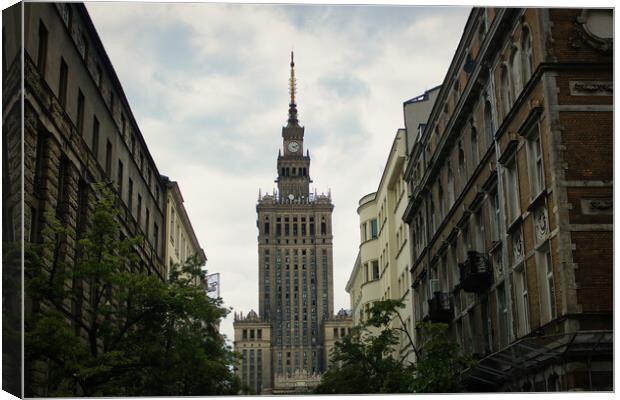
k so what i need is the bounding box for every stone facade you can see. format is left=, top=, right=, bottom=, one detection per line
left=233, top=310, right=272, bottom=394
left=322, top=309, right=353, bottom=371
left=2, top=3, right=204, bottom=395
left=402, top=7, right=612, bottom=391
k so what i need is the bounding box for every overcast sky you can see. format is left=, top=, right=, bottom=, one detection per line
left=86, top=2, right=470, bottom=342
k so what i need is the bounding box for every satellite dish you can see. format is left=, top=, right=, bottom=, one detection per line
left=288, top=194, right=295, bottom=201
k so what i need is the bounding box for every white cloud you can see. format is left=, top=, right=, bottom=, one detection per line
left=86, top=2, right=470, bottom=342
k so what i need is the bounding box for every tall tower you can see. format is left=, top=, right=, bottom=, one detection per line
left=254, top=52, right=335, bottom=394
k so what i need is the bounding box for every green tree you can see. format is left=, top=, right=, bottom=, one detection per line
left=315, top=299, right=475, bottom=394
left=25, top=184, right=242, bottom=396
left=410, top=321, right=476, bottom=393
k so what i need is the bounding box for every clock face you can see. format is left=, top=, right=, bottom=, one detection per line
left=287, top=141, right=300, bottom=153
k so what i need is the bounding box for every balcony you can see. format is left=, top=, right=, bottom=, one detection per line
left=459, top=251, right=493, bottom=293
left=427, top=292, right=453, bottom=323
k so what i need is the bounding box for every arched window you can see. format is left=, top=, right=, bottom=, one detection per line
left=447, top=162, right=455, bottom=206
left=500, top=65, right=512, bottom=118
left=484, top=100, right=495, bottom=143
left=521, top=27, right=533, bottom=83
left=510, top=46, right=522, bottom=99
left=470, top=120, right=479, bottom=165
left=458, top=140, right=466, bottom=184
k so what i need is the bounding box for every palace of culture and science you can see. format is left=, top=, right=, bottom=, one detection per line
left=233, top=54, right=352, bottom=395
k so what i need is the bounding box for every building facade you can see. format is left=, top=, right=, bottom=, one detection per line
left=346, top=128, right=417, bottom=363
left=162, top=177, right=207, bottom=283
left=2, top=3, right=205, bottom=395
left=402, top=7, right=612, bottom=391
left=233, top=310, right=272, bottom=394
left=322, top=309, right=353, bottom=371
left=233, top=53, right=336, bottom=394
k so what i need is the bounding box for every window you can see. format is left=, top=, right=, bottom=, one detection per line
left=499, top=65, right=512, bottom=118
left=490, top=190, right=501, bottom=241
left=370, top=218, right=378, bottom=239
left=37, top=20, right=48, bottom=76
left=372, top=260, right=379, bottom=280
left=504, top=159, right=520, bottom=223
left=145, top=208, right=150, bottom=238
left=154, top=223, right=159, bottom=255
left=33, top=130, right=47, bottom=191
left=516, top=265, right=530, bottom=334
left=497, top=283, right=509, bottom=348
left=510, top=47, right=523, bottom=98
left=481, top=297, right=493, bottom=353
left=461, top=226, right=470, bottom=259
left=79, top=33, right=88, bottom=61
left=137, top=194, right=142, bottom=224
left=62, top=3, right=73, bottom=28
left=474, top=209, right=484, bottom=251
left=471, top=122, right=479, bottom=166
left=117, top=160, right=123, bottom=197
left=458, top=141, right=466, bottom=184
left=541, top=246, right=556, bottom=320
left=110, top=91, right=115, bottom=114
left=527, top=124, right=544, bottom=198
left=361, top=222, right=367, bottom=242
left=521, top=27, right=533, bottom=84
left=121, top=114, right=126, bottom=138
left=91, top=116, right=99, bottom=159
left=128, top=178, right=133, bottom=211
left=96, top=64, right=102, bottom=88
left=242, top=329, right=247, bottom=339
left=264, top=221, right=270, bottom=235
left=56, top=156, right=69, bottom=222
left=105, top=140, right=112, bottom=177
left=484, top=100, right=495, bottom=143
left=76, top=90, right=85, bottom=135
left=170, top=209, right=175, bottom=242
left=65, top=4, right=73, bottom=28
left=58, top=58, right=68, bottom=108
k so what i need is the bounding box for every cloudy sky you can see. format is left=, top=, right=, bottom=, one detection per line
left=86, top=2, right=470, bottom=341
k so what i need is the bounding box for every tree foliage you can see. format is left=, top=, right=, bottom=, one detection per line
left=315, top=299, right=475, bottom=394
left=25, top=184, right=242, bottom=396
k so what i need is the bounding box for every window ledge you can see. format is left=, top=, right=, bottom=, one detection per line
left=506, top=215, right=523, bottom=233
left=527, top=188, right=548, bottom=211
left=489, top=239, right=503, bottom=253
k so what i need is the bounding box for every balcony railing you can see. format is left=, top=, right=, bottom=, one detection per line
left=427, top=292, right=453, bottom=323
left=459, top=251, right=493, bottom=293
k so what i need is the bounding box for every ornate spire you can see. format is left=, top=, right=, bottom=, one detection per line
left=287, top=51, right=299, bottom=127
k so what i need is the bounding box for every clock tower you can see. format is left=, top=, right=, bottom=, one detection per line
left=234, top=52, right=335, bottom=394
left=277, top=52, right=312, bottom=201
